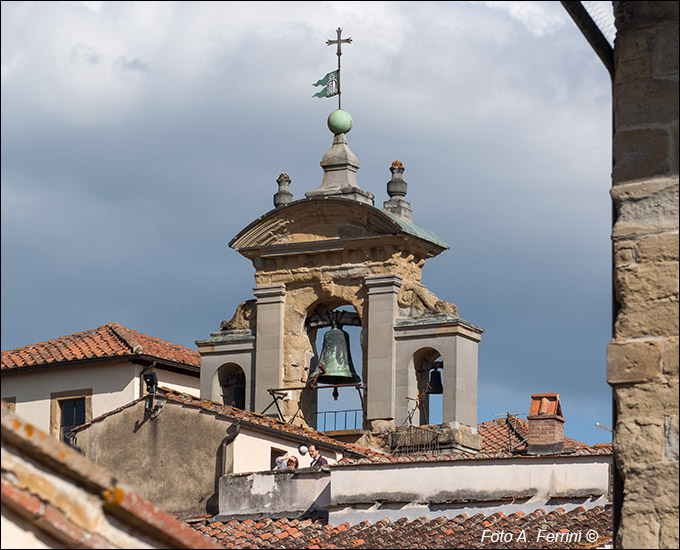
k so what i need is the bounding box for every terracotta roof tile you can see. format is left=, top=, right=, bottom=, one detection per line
left=1, top=401, right=221, bottom=549
left=333, top=416, right=611, bottom=467
left=189, top=506, right=612, bottom=549
left=2, top=323, right=200, bottom=370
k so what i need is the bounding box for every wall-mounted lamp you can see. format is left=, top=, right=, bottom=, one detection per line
left=142, top=371, right=163, bottom=416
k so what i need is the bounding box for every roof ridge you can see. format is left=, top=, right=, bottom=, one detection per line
left=107, top=323, right=144, bottom=355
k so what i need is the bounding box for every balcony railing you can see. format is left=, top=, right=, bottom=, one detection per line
left=389, top=425, right=440, bottom=455
left=315, top=409, right=363, bottom=431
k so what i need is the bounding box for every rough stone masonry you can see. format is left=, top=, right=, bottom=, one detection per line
left=607, top=2, right=679, bottom=548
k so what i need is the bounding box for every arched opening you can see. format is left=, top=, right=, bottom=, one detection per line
left=306, top=304, right=364, bottom=432
left=218, top=363, right=246, bottom=410
left=412, top=348, right=444, bottom=426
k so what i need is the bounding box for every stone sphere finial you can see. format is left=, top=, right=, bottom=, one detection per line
left=274, top=173, right=293, bottom=208
left=327, top=109, right=353, bottom=135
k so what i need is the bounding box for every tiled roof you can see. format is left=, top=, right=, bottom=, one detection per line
left=72, top=387, right=389, bottom=460
left=1, top=323, right=200, bottom=370
left=334, top=416, right=611, bottom=467
left=478, top=415, right=612, bottom=455
left=1, top=401, right=221, bottom=549
left=190, top=505, right=613, bottom=549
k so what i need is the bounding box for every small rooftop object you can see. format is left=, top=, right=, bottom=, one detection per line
left=328, top=108, right=353, bottom=135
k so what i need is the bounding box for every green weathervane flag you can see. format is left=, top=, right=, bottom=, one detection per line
left=312, top=70, right=339, bottom=98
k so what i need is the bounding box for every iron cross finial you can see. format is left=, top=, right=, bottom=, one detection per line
left=327, top=27, right=352, bottom=57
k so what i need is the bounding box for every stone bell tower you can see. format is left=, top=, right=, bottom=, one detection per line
left=197, top=109, right=483, bottom=445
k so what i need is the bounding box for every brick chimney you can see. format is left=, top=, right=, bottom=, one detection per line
left=527, top=393, right=565, bottom=455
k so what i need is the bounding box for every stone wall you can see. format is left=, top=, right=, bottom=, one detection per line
left=608, top=2, right=679, bottom=547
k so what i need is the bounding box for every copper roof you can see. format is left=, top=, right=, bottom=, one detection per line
left=1, top=322, right=200, bottom=370
left=190, top=505, right=612, bottom=549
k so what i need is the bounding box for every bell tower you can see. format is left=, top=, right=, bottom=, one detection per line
left=197, top=106, right=483, bottom=450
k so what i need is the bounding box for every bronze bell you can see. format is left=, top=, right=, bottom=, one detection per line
left=309, top=321, right=361, bottom=385
left=428, top=367, right=443, bottom=394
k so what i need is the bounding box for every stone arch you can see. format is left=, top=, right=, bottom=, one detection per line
left=216, top=363, right=247, bottom=409
left=411, top=347, right=444, bottom=426
left=303, top=296, right=365, bottom=430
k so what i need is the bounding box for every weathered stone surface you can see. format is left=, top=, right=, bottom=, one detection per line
left=615, top=80, right=679, bottom=129
left=623, top=462, right=679, bottom=514
left=655, top=27, right=680, bottom=77
left=665, top=415, right=679, bottom=461
left=613, top=239, right=637, bottom=266
left=663, top=336, right=679, bottom=377
left=438, top=423, right=483, bottom=451
left=614, top=31, right=654, bottom=80
left=613, top=128, right=670, bottom=182
left=613, top=417, right=666, bottom=468
left=659, top=511, right=680, bottom=548
left=617, top=511, right=659, bottom=549
left=607, top=340, right=664, bottom=384
left=221, top=299, right=257, bottom=331
left=612, top=182, right=679, bottom=233
left=615, top=298, right=679, bottom=339
left=615, top=381, right=679, bottom=419
left=637, top=233, right=680, bottom=263
left=672, top=123, right=679, bottom=175
left=398, top=281, right=458, bottom=318
left=616, top=263, right=679, bottom=303
left=611, top=177, right=679, bottom=198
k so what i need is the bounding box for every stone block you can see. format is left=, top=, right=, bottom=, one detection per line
left=613, top=239, right=636, bottom=266
left=660, top=511, right=680, bottom=548
left=613, top=128, right=670, bottom=182
left=615, top=298, right=679, bottom=339
left=614, top=31, right=654, bottom=80
left=613, top=417, right=666, bottom=467
left=615, top=80, right=679, bottom=128
left=616, top=511, right=658, bottom=549
left=655, top=27, right=680, bottom=77
left=607, top=340, right=664, bottom=384
left=664, top=337, right=679, bottom=377
left=623, top=461, right=679, bottom=514
left=615, top=1, right=679, bottom=33
left=615, top=381, right=679, bottom=419
left=616, top=263, right=679, bottom=303
left=637, top=233, right=680, bottom=263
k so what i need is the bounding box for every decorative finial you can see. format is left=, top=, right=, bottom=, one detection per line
left=313, top=28, right=352, bottom=110
left=274, top=173, right=293, bottom=208
left=383, top=161, right=413, bottom=222
left=327, top=109, right=353, bottom=135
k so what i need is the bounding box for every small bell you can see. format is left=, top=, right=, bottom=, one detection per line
left=428, top=367, right=443, bottom=394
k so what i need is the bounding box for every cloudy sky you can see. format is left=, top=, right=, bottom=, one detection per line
left=1, top=1, right=614, bottom=445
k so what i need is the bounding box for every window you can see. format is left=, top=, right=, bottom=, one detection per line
left=270, top=447, right=287, bottom=470
left=59, top=398, right=86, bottom=442
left=49, top=389, right=92, bottom=440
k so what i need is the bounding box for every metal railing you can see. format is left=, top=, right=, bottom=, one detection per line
left=315, top=409, right=363, bottom=431
left=389, top=425, right=440, bottom=455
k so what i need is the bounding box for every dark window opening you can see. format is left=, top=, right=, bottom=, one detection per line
left=60, top=398, right=85, bottom=442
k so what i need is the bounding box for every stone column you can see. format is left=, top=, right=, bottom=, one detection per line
left=608, top=3, right=679, bottom=548
left=253, top=284, right=286, bottom=415
left=365, top=275, right=402, bottom=424
left=443, top=335, right=478, bottom=429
